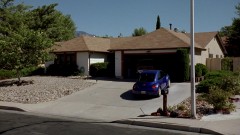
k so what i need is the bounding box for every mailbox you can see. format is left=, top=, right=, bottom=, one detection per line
left=161, top=89, right=169, bottom=95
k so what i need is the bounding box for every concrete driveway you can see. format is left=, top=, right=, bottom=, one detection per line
left=0, top=79, right=191, bottom=122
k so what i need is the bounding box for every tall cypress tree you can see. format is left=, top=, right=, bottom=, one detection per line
left=156, top=15, right=161, bottom=30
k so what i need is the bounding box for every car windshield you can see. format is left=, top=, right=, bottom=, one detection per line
left=139, top=73, right=155, bottom=82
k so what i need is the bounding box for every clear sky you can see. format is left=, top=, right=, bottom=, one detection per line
left=15, top=0, right=240, bottom=37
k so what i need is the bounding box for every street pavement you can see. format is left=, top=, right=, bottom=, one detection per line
left=0, top=110, right=206, bottom=135
left=0, top=79, right=240, bottom=134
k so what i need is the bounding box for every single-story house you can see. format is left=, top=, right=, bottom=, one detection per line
left=47, top=28, right=226, bottom=78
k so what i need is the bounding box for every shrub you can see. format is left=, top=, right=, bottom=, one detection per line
left=195, top=63, right=208, bottom=77
left=204, top=70, right=234, bottom=80
left=203, top=88, right=235, bottom=111
left=0, top=70, right=16, bottom=80
left=197, top=72, right=240, bottom=94
left=196, top=78, right=222, bottom=93
left=20, top=67, right=37, bottom=77
left=176, top=49, right=189, bottom=82
left=30, top=67, right=45, bottom=76
left=221, top=57, right=233, bottom=71
left=195, top=64, right=202, bottom=77
left=89, top=62, right=108, bottom=77
left=0, top=66, right=46, bottom=80
left=200, top=64, right=208, bottom=76
left=221, top=76, right=240, bottom=95
left=46, top=64, right=80, bottom=76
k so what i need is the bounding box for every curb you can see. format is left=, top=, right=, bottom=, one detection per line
left=0, top=106, right=25, bottom=112
left=115, top=120, right=222, bottom=135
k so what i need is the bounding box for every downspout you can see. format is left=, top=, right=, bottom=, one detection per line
left=88, top=52, right=91, bottom=76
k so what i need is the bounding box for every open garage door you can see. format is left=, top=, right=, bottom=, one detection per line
left=123, top=53, right=177, bottom=80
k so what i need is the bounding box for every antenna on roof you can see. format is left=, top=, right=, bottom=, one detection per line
left=169, top=23, right=172, bottom=30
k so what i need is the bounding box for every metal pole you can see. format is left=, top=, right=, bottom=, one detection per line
left=190, top=0, right=196, bottom=119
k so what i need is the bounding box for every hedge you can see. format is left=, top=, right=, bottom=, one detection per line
left=195, top=63, right=208, bottom=77
left=89, top=62, right=114, bottom=77
left=0, top=67, right=45, bottom=80
left=46, top=64, right=80, bottom=76
left=175, top=49, right=190, bottom=82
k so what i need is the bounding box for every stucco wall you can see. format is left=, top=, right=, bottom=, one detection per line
left=195, top=37, right=224, bottom=65
left=77, top=52, right=89, bottom=76
left=115, top=51, right=122, bottom=78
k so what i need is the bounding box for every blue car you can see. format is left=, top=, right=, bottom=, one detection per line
left=132, top=70, right=170, bottom=96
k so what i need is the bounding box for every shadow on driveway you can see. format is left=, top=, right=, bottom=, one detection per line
left=120, top=90, right=156, bottom=101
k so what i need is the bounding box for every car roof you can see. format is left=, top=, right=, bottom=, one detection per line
left=139, top=70, right=161, bottom=74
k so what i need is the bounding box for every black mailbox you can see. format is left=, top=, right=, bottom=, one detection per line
left=161, top=89, right=169, bottom=95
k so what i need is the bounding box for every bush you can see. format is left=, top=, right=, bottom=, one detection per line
left=0, top=70, right=16, bottom=80
left=204, top=70, right=234, bottom=80
left=221, top=57, right=233, bottom=71
left=46, top=64, right=80, bottom=76
left=195, top=64, right=202, bottom=77
left=30, top=67, right=45, bottom=76
left=197, top=71, right=240, bottom=94
left=176, top=49, right=190, bottom=82
left=0, top=66, right=45, bottom=80
left=203, top=88, right=235, bottom=111
left=89, top=62, right=108, bottom=77
left=20, top=67, right=37, bottom=77
left=195, top=63, right=208, bottom=77
left=221, top=76, right=240, bottom=95
left=196, top=78, right=222, bottom=93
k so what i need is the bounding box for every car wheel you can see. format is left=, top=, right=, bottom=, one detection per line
left=167, top=80, right=171, bottom=88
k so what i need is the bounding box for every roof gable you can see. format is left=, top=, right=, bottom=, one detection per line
left=109, top=28, right=203, bottom=51
left=53, top=36, right=110, bottom=53
left=52, top=28, right=222, bottom=53
left=186, top=32, right=218, bottom=48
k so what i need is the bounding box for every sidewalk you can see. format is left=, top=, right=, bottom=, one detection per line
left=116, top=114, right=240, bottom=135
left=1, top=100, right=240, bottom=135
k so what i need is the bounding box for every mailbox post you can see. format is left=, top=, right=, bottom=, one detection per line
left=161, top=89, right=169, bottom=116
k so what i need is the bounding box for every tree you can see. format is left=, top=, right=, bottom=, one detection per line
left=132, top=27, right=147, bottom=37
left=156, top=15, right=161, bottom=30
left=220, top=3, right=240, bottom=56
left=0, top=0, right=53, bottom=83
left=27, top=4, right=76, bottom=42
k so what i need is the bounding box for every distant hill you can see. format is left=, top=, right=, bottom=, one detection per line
left=75, top=31, right=95, bottom=37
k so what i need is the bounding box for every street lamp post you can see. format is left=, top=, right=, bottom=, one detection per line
left=190, top=0, right=197, bottom=118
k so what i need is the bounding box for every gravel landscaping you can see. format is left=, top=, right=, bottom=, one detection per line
left=0, top=76, right=95, bottom=104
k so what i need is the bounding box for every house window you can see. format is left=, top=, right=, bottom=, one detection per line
left=209, top=54, right=213, bottom=58
left=216, top=55, right=219, bottom=58
left=54, top=53, right=76, bottom=65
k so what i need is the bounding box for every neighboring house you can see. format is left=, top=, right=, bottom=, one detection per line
left=47, top=28, right=226, bottom=78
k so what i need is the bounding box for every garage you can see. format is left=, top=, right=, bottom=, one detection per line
left=121, top=50, right=178, bottom=80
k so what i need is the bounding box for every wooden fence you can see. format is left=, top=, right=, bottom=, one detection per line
left=206, top=57, right=240, bottom=72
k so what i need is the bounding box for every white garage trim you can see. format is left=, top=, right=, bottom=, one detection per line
left=124, top=49, right=177, bottom=54
left=115, top=51, right=123, bottom=78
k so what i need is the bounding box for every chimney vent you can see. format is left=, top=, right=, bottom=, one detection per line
left=169, top=23, right=172, bottom=30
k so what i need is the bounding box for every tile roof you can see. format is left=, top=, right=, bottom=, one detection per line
left=109, top=28, right=204, bottom=51
left=186, top=32, right=227, bottom=55
left=185, top=31, right=218, bottom=48
left=52, top=28, right=221, bottom=52
left=52, top=36, right=110, bottom=53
